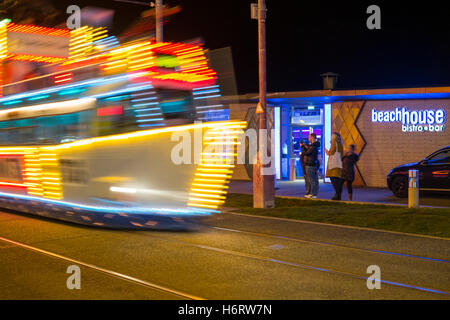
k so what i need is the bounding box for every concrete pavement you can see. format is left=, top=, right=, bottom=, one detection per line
left=229, top=179, right=450, bottom=207
left=0, top=208, right=449, bottom=299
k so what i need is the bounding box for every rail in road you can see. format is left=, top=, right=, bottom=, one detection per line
left=0, top=209, right=449, bottom=299
left=0, top=235, right=204, bottom=300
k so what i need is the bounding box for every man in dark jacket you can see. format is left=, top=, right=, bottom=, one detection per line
left=300, top=133, right=320, bottom=198
left=300, top=144, right=308, bottom=193
left=341, top=144, right=359, bottom=200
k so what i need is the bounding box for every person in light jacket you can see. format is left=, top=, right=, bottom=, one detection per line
left=325, top=132, right=344, bottom=200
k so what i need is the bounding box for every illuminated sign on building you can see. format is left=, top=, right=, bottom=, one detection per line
left=291, top=109, right=322, bottom=125
left=371, top=107, right=446, bottom=132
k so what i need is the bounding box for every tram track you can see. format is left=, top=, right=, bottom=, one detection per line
left=0, top=211, right=449, bottom=299
left=0, top=235, right=204, bottom=300
left=205, top=225, right=450, bottom=264
left=131, top=228, right=450, bottom=297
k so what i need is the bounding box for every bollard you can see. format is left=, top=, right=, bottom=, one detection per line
left=289, top=158, right=296, bottom=181
left=408, top=170, right=419, bottom=208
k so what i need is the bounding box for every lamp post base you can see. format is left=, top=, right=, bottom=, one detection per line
left=253, top=159, right=275, bottom=208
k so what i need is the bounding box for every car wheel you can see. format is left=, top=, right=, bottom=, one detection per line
left=391, top=175, right=408, bottom=198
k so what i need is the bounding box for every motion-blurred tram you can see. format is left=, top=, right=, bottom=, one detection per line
left=0, top=20, right=245, bottom=229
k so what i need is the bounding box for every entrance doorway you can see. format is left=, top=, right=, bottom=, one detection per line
left=291, top=125, right=324, bottom=179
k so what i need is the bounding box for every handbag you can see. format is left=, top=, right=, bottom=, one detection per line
left=328, top=142, right=343, bottom=170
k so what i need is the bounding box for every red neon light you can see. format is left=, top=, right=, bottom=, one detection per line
left=0, top=181, right=27, bottom=189
left=97, top=106, right=123, bottom=117
left=432, top=170, right=449, bottom=176
left=6, top=23, right=70, bottom=37
left=54, top=72, right=73, bottom=84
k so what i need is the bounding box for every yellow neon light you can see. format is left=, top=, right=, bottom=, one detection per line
left=200, top=163, right=235, bottom=168
left=189, top=193, right=226, bottom=199
left=197, top=168, right=233, bottom=173
left=188, top=121, right=246, bottom=210
left=201, top=152, right=237, bottom=156
left=188, top=197, right=224, bottom=204
left=192, top=184, right=229, bottom=189
left=187, top=203, right=218, bottom=209
left=193, top=179, right=227, bottom=184
left=194, top=174, right=231, bottom=179
left=191, top=188, right=227, bottom=194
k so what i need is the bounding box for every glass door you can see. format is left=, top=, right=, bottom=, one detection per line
left=291, top=126, right=324, bottom=179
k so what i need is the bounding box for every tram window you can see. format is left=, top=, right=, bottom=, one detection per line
left=158, top=89, right=195, bottom=120
left=36, top=112, right=92, bottom=144
left=0, top=125, right=38, bottom=145
left=0, top=157, right=23, bottom=182
left=0, top=110, right=95, bottom=146
left=95, top=106, right=128, bottom=136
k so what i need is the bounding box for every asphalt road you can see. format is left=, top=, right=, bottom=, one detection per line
left=0, top=208, right=449, bottom=300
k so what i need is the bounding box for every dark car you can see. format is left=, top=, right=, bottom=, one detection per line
left=387, top=146, right=450, bottom=198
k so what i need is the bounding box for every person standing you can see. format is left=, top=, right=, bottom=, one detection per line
left=341, top=144, right=359, bottom=201
left=299, top=139, right=308, bottom=195
left=325, top=132, right=344, bottom=200
left=300, top=133, right=320, bottom=199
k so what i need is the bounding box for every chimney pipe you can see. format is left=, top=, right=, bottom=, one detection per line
left=320, top=72, right=340, bottom=90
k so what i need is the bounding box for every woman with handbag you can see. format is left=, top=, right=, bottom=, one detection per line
left=325, top=132, right=344, bottom=200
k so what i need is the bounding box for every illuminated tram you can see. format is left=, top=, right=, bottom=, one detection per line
left=0, top=20, right=245, bottom=229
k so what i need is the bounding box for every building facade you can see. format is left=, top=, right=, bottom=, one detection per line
left=228, top=87, right=450, bottom=188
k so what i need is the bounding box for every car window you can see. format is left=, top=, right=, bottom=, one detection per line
left=427, top=150, right=450, bottom=164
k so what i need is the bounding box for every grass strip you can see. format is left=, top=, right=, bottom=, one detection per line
left=224, top=193, right=450, bottom=238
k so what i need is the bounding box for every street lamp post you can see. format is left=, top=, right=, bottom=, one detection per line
left=253, top=0, right=275, bottom=208
left=155, top=0, right=163, bottom=42
left=113, top=0, right=163, bottom=42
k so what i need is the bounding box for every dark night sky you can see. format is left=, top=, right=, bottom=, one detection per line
left=50, top=0, right=450, bottom=93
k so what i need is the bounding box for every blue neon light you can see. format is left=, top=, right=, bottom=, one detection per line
left=133, top=104, right=159, bottom=110
left=193, top=94, right=222, bottom=100
left=192, top=89, right=220, bottom=95
left=136, top=113, right=163, bottom=117
left=132, top=97, right=157, bottom=102
left=135, top=107, right=160, bottom=112
left=132, top=102, right=158, bottom=107
left=93, top=36, right=119, bottom=50
left=0, top=74, right=145, bottom=103
left=0, top=191, right=217, bottom=216
left=89, top=85, right=153, bottom=100
left=27, top=94, right=50, bottom=101
left=58, top=88, right=86, bottom=96
left=103, top=94, right=130, bottom=101
left=2, top=100, right=22, bottom=106
left=136, top=118, right=164, bottom=122
left=139, top=123, right=165, bottom=128
left=197, top=109, right=226, bottom=114
left=132, top=91, right=156, bottom=97
left=192, top=85, right=219, bottom=91
left=195, top=104, right=224, bottom=109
